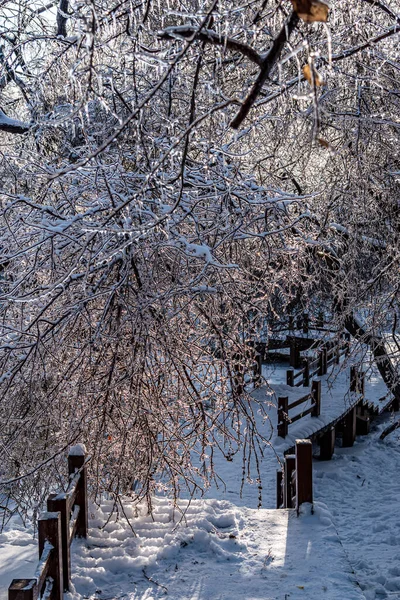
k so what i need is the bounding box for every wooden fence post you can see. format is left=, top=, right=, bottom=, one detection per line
left=335, top=339, right=340, bottom=364
left=38, top=512, right=63, bottom=600
left=391, top=396, right=400, bottom=412
left=295, top=439, right=313, bottom=512
left=311, top=379, right=321, bottom=417
left=356, top=408, right=370, bottom=435
left=350, top=366, right=358, bottom=392
left=8, top=580, right=36, bottom=600
left=359, top=371, right=365, bottom=396
left=316, top=311, right=324, bottom=328
left=47, top=494, right=70, bottom=592
left=289, top=315, right=294, bottom=331
left=318, top=348, right=324, bottom=376
left=342, top=407, right=357, bottom=447
left=345, top=332, right=351, bottom=356
left=319, top=427, right=335, bottom=460
left=253, top=353, right=262, bottom=387
left=276, top=471, right=283, bottom=509
left=303, top=313, right=309, bottom=334
left=302, top=357, right=310, bottom=387
left=284, top=454, right=296, bottom=508
left=290, top=338, right=301, bottom=368
left=286, top=368, right=294, bottom=387
left=68, top=446, right=88, bottom=538
left=278, top=396, right=289, bottom=438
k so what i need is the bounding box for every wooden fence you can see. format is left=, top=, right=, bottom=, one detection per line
left=8, top=445, right=88, bottom=600
left=287, top=335, right=349, bottom=386
left=278, top=380, right=321, bottom=438
left=276, top=439, right=313, bottom=512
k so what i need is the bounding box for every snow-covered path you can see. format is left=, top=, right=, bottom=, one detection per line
left=314, top=413, right=400, bottom=600
left=64, top=498, right=364, bottom=600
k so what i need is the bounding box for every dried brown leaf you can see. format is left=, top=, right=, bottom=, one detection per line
left=317, top=137, right=330, bottom=148
left=291, top=0, right=329, bottom=23
left=302, top=64, right=324, bottom=86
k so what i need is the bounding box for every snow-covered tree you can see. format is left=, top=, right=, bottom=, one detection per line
left=1, top=0, right=400, bottom=518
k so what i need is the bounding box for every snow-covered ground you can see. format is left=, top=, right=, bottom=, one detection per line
left=1, top=359, right=399, bottom=600
left=1, top=498, right=365, bottom=600
left=64, top=499, right=365, bottom=600
left=314, top=413, right=400, bottom=600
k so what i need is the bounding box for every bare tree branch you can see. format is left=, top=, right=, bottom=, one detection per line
left=230, top=11, right=300, bottom=129
left=158, top=26, right=263, bottom=66
left=57, top=0, right=69, bottom=37
left=0, top=109, right=30, bottom=134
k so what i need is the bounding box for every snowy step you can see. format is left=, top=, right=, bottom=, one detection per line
left=65, top=498, right=365, bottom=600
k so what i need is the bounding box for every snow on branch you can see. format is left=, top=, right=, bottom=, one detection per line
left=0, top=109, right=30, bottom=135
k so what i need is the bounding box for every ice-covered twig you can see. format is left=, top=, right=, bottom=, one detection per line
left=158, top=26, right=263, bottom=66
left=0, top=109, right=30, bottom=134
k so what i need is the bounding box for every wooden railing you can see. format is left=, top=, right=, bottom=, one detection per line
left=286, top=312, right=338, bottom=334
left=278, top=380, right=321, bottom=438
left=8, top=445, right=88, bottom=600
left=276, top=439, right=313, bottom=512
left=287, top=335, right=350, bottom=387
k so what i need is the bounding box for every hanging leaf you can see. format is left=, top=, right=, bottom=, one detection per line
left=317, top=137, right=330, bottom=149
left=302, top=64, right=324, bottom=86
left=291, top=0, right=329, bottom=23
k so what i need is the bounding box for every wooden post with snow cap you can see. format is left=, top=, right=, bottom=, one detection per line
left=68, top=444, right=88, bottom=538
left=295, top=439, right=313, bottom=512
left=39, top=511, right=63, bottom=600
left=8, top=580, right=37, bottom=600
left=8, top=514, right=64, bottom=600
left=47, top=492, right=70, bottom=591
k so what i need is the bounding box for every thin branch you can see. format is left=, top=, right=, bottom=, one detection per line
left=230, top=10, right=300, bottom=129
left=57, top=0, right=69, bottom=37
left=330, top=23, right=400, bottom=62
left=158, top=25, right=263, bottom=66
left=359, top=0, right=399, bottom=20
left=0, top=109, right=30, bottom=134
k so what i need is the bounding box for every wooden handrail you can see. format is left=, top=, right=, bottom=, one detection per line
left=9, top=445, right=88, bottom=600
left=278, top=380, right=321, bottom=438
left=288, top=393, right=311, bottom=411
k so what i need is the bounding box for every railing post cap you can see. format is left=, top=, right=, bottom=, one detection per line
left=9, top=579, right=36, bottom=591
left=295, top=438, right=312, bottom=446
left=69, top=443, right=87, bottom=456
